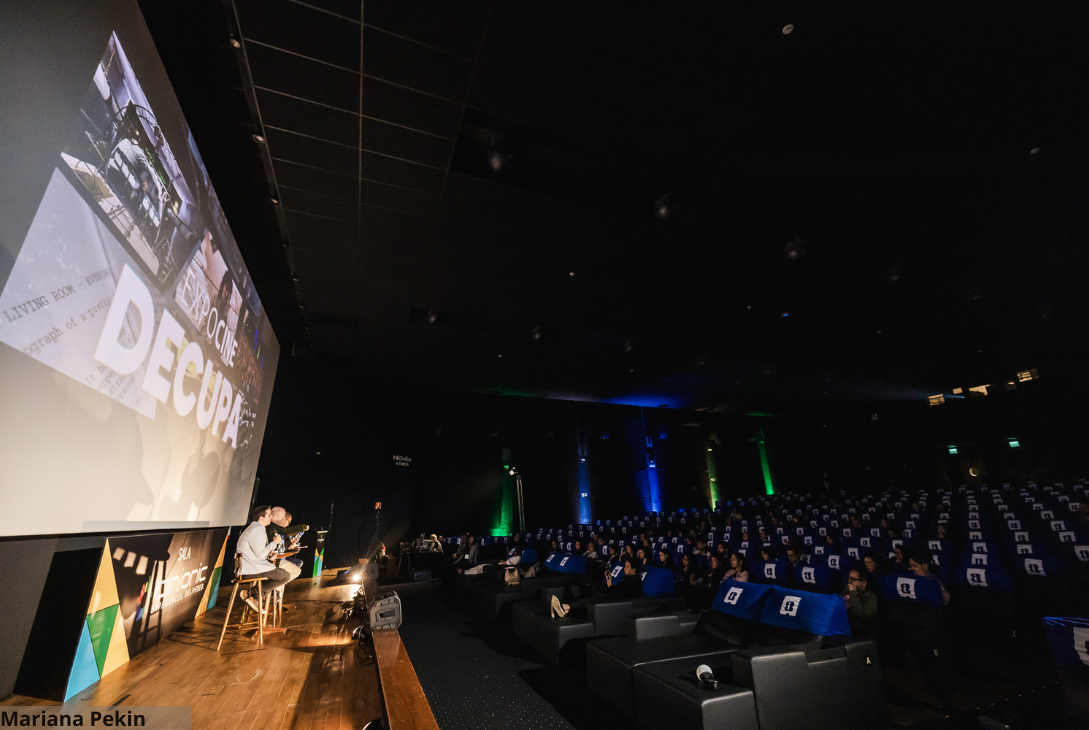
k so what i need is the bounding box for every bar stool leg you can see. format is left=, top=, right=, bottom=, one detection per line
left=256, top=581, right=264, bottom=645
left=217, top=584, right=239, bottom=652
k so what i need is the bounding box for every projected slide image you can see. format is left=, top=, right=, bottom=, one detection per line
left=0, top=28, right=279, bottom=536
left=62, top=34, right=201, bottom=287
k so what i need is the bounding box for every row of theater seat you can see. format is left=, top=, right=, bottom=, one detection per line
left=446, top=479, right=1087, bottom=727
left=456, top=555, right=887, bottom=729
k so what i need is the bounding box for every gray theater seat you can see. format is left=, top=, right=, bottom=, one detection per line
left=586, top=611, right=823, bottom=717
left=513, top=601, right=597, bottom=664
left=633, top=656, right=759, bottom=730
left=471, top=575, right=550, bottom=620
left=732, top=638, right=887, bottom=730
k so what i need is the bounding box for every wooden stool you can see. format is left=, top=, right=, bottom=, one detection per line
left=217, top=556, right=268, bottom=651
left=262, top=586, right=284, bottom=628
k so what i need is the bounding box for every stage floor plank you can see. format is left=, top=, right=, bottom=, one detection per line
left=2, top=579, right=382, bottom=730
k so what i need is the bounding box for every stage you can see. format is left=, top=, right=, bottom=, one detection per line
left=2, top=578, right=381, bottom=729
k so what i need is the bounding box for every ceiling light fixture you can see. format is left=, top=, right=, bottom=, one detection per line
left=1030, top=147, right=1040, bottom=155
left=782, top=24, right=794, bottom=34
left=654, top=193, right=679, bottom=223
left=252, top=134, right=265, bottom=143
left=229, top=38, right=241, bottom=49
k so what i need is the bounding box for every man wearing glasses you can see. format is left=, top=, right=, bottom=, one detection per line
left=843, top=568, right=879, bottom=637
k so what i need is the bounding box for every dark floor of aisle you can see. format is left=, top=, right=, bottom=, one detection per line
left=393, top=580, right=622, bottom=730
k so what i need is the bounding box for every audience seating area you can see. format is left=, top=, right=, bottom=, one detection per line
left=438, top=479, right=1087, bottom=728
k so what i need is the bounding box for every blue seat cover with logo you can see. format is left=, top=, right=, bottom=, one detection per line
left=712, top=580, right=774, bottom=621
left=757, top=585, right=851, bottom=636
left=520, top=548, right=538, bottom=565
left=878, top=574, right=944, bottom=606
left=957, top=564, right=1013, bottom=591
left=639, top=566, right=675, bottom=597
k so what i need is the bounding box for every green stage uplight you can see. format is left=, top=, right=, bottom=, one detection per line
left=1008, top=438, right=1020, bottom=448
left=948, top=446, right=958, bottom=455
left=706, top=447, right=720, bottom=507
left=757, top=427, right=775, bottom=496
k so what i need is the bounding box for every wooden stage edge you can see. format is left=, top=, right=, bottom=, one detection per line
left=372, top=629, right=440, bottom=730
left=0, top=578, right=410, bottom=730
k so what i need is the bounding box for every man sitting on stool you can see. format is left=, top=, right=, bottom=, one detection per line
left=267, top=507, right=307, bottom=583
left=238, top=505, right=292, bottom=613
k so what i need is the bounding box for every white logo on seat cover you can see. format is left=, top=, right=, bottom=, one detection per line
left=1024, top=559, right=1045, bottom=575
left=1074, top=546, right=1089, bottom=562
left=1074, top=628, right=1089, bottom=667
left=1017, top=544, right=1033, bottom=555
left=1060, top=532, right=1075, bottom=543
left=973, top=542, right=988, bottom=553
left=780, top=596, right=801, bottom=616
left=724, top=588, right=743, bottom=605
left=848, top=548, right=859, bottom=558
left=929, top=541, right=941, bottom=551
left=966, top=568, right=989, bottom=587
left=896, top=577, right=917, bottom=599
left=828, top=556, right=840, bottom=569
left=972, top=554, right=988, bottom=566
left=802, top=567, right=815, bottom=583
left=560, top=557, right=569, bottom=566
left=765, top=564, right=776, bottom=578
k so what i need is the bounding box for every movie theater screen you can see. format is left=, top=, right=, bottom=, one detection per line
left=0, top=4, right=280, bottom=537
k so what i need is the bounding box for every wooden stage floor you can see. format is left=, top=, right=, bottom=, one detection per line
left=3, top=578, right=382, bottom=730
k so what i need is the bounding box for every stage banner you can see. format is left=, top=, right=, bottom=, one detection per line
left=66, top=529, right=227, bottom=700
left=108, top=529, right=229, bottom=658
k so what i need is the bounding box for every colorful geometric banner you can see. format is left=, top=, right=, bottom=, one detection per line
left=63, top=529, right=228, bottom=699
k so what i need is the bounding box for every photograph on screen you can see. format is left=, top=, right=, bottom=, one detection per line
left=0, top=31, right=279, bottom=536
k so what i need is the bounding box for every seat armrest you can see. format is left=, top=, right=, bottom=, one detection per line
left=624, top=613, right=691, bottom=641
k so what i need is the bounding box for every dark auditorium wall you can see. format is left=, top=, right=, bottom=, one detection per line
left=253, top=359, right=787, bottom=566
left=253, top=358, right=1085, bottom=568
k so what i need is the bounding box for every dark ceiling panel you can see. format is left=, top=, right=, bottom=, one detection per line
left=360, top=179, right=439, bottom=215
left=362, top=26, right=475, bottom=102
left=245, top=42, right=360, bottom=111
left=236, top=0, right=360, bottom=70
left=360, top=117, right=453, bottom=168
left=361, top=76, right=463, bottom=138
left=360, top=150, right=445, bottom=193
left=279, top=186, right=359, bottom=223
left=284, top=209, right=359, bottom=250
left=273, top=159, right=359, bottom=201
left=266, top=127, right=358, bottom=176
left=255, top=88, right=359, bottom=146
left=300, top=0, right=361, bottom=22
left=363, top=0, right=490, bottom=60
left=149, top=0, right=1089, bottom=406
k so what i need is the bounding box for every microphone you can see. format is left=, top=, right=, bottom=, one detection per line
left=696, top=664, right=717, bottom=689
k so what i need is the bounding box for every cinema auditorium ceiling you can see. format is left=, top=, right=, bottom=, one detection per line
left=140, top=0, right=1089, bottom=411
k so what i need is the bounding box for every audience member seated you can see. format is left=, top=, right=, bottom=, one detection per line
left=844, top=568, right=879, bottom=637
left=585, top=540, right=600, bottom=560
left=552, top=556, right=642, bottom=617
left=723, top=552, right=750, bottom=582
left=700, top=554, right=728, bottom=601
left=891, top=545, right=910, bottom=574
left=237, top=505, right=292, bottom=611
left=907, top=550, right=951, bottom=605
left=863, top=551, right=886, bottom=579
left=454, top=535, right=481, bottom=573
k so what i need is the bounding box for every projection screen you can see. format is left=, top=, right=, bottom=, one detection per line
left=0, top=1, right=280, bottom=536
